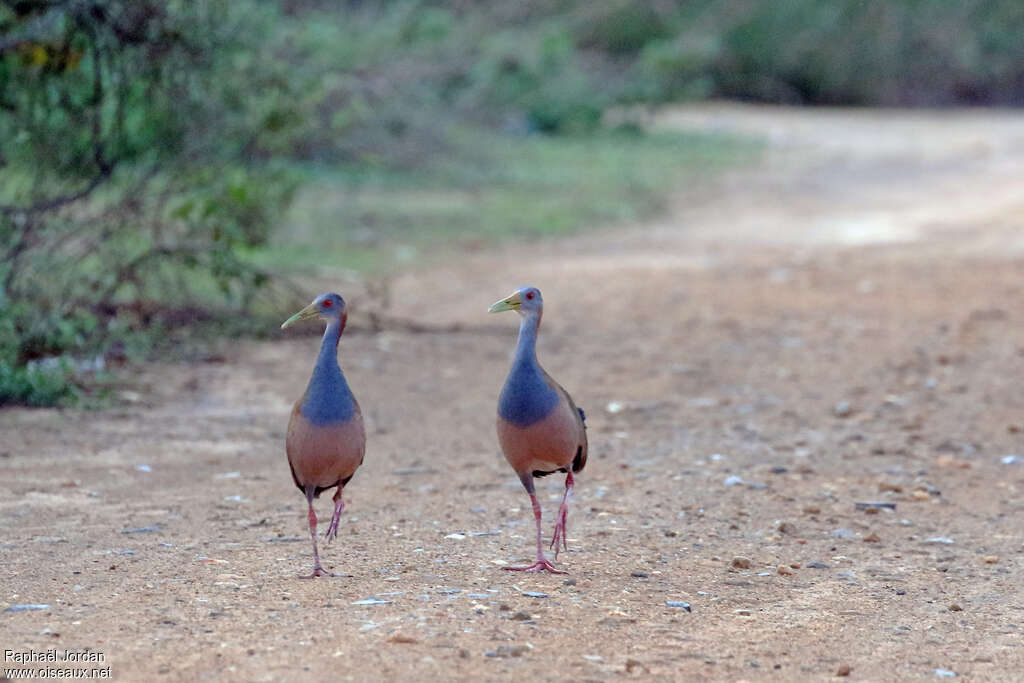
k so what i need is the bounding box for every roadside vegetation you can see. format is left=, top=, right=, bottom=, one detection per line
left=2, top=0, right=1021, bottom=405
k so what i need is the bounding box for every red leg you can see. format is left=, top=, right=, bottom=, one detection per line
left=550, top=470, right=574, bottom=558
left=325, top=488, right=345, bottom=542
left=300, top=501, right=334, bottom=578
left=504, top=490, right=566, bottom=574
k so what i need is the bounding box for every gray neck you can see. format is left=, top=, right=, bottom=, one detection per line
left=513, top=310, right=541, bottom=367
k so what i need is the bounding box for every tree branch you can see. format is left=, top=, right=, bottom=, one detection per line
left=0, top=164, right=114, bottom=216
left=0, top=31, right=114, bottom=217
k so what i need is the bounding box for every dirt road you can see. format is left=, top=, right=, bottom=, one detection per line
left=3, top=104, right=1024, bottom=681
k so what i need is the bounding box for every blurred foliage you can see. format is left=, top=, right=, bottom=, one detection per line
left=702, top=0, right=1024, bottom=105
left=250, top=0, right=1024, bottom=166
left=267, top=129, right=759, bottom=278
left=0, top=1, right=299, bottom=405
left=2, top=0, right=1022, bottom=405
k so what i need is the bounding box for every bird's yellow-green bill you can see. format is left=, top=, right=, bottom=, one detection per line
left=281, top=302, right=321, bottom=329
left=488, top=291, right=522, bottom=313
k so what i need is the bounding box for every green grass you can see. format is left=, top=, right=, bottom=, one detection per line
left=2, top=126, right=759, bottom=408
left=256, top=128, right=761, bottom=275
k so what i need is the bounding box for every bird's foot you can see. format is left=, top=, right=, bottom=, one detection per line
left=324, top=519, right=340, bottom=543
left=502, top=558, right=566, bottom=574
left=298, top=565, right=336, bottom=579
left=550, top=506, right=569, bottom=558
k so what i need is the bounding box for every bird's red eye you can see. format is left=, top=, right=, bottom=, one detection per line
left=322, top=300, right=333, bottom=308
left=525, top=291, right=535, bottom=300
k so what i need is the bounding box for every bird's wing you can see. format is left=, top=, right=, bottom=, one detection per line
left=543, top=370, right=588, bottom=475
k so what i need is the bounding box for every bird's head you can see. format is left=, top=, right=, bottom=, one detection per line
left=488, top=286, right=543, bottom=316
left=281, top=292, right=347, bottom=329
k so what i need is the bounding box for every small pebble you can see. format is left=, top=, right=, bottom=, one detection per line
left=807, top=561, right=830, bottom=569
left=521, top=591, right=548, bottom=598
left=734, top=608, right=752, bottom=616
left=934, top=669, right=956, bottom=678
left=625, top=659, right=647, bottom=673
left=4, top=604, right=51, bottom=612
left=352, top=598, right=392, bottom=606
left=833, top=401, right=852, bottom=417
left=723, top=475, right=744, bottom=487
left=864, top=532, right=881, bottom=543
left=563, top=578, right=577, bottom=586
left=924, top=537, right=954, bottom=545
left=731, top=556, right=752, bottom=569
left=1001, top=455, right=1021, bottom=465
left=837, top=663, right=851, bottom=677
left=948, top=603, right=962, bottom=612
left=509, top=611, right=532, bottom=621
left=665, top=601, right=691, bottom=611
left=832, top=528, right=855, bottom=538
left=982, top=556, right=999, bottom=564
left=631, top=570, right=649, bottom=578
left=777, top=565, right=793, bottom=576
left=855, top=501, right=897, bottom=511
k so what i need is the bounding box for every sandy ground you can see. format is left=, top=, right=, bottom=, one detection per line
left=3, top=104, right=1024, bottom=682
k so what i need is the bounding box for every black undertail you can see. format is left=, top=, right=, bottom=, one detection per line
left=532, top=444, right=585, bottom=478
left=294, top=468, right=355, bottom=500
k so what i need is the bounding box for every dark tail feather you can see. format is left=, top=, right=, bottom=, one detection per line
left=571, top=445, right=585, bottom=473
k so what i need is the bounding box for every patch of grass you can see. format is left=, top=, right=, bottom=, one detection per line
left=259, top=128, right=760, bottom=275
left=0, top=360, right=79, bottom=408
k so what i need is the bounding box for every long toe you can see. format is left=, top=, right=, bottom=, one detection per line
left=299, top=566, right=336, bottom=579
left=502, top=559, right=566, bottom=574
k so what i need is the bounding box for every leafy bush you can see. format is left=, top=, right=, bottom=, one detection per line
left=0, top=1, right=298, bottom=405
left=572, top=0, right=671, bottom=56
left=628, top=0, right=1024, bottom=106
